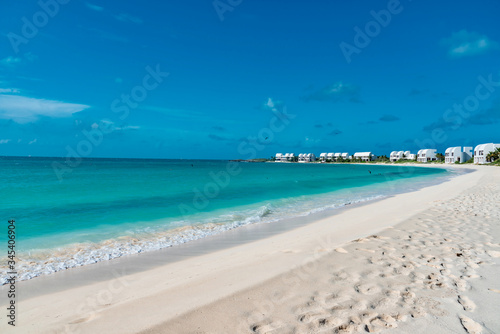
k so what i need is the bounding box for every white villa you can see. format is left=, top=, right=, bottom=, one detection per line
left=334, top=153, right=341, bottom=161
left=353, top=152, right=376, bottom=161
left=341, top=152, right=349, bottom=160
left=305, top=153, right=316, bottom=162
left=297, top=153, right=316, bottom=162
left=275, top=153, right=295, bottom=162
left=404, top=151, right=416, bottom=160
left=327, top=153, right=335, bottom=161
left=391, top=151, right=416, bottom=161
left=319, top=153, right=328, bottom=162
left=417, top=149, right=437, bottom=162
left=390, top=151, right=404, bottom=162
left=474, top=143, right=500, bottom=164
left=445, top=146, right=473, bottom=164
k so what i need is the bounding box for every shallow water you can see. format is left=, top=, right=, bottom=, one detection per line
left=0, top=157, right=452, bottom=283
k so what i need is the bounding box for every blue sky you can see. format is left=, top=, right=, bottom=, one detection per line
left=0, top=0, right=499, bottom=159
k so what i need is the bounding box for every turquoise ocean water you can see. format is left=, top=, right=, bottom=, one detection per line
left=0, top=157, right=452, bottom=283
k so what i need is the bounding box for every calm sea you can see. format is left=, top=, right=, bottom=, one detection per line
left=0, top=157, right=451, bottom=283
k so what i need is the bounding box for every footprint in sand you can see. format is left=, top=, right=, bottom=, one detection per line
left=298, top=311, right=328, bottom=324
left=367, top=315, right=398, bottom=332
left=349, top=300, right=367, bottom=311
left=410, top=306, right=427, bottom=318
left=335, top=323, right=359, bottom=333
left=250, top=320, right=284, bottom=333
left=458, top=295, right=476, bottom=311
left=459, top=315, right=483, bottom=334
left=454, top=278, right=469, bottom=291
left=318, top=316, right=343, bottom=328
left=354, top=284, right=381, bottom=295
left=401, top=290, right=416, bottom=304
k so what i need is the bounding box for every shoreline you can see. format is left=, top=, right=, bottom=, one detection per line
left=155, top=164, right=499, bottom=334
left=0, top=164, right=493, bottom=333
left=1, top=163, right=453, bottom=286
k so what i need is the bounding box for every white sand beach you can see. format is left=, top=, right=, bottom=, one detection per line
left=1, top=165, right=499, bottom=334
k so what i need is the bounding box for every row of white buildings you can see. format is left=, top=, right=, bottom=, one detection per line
left=274, top=143, right=500, bottom=165
left=390, top=151, right=417, bottom=161
left=276, top=152, right=378, bottom=162
left=413, top=143, right=500, bottom=164
left=318, top=152, right=350, bottom=161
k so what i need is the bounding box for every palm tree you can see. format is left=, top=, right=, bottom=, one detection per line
left=486, top=148, right=500, bottom=162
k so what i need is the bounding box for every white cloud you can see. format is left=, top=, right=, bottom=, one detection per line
left=0, top=139, right=11, bottom=144
left=262, top=98, right=285, bottom=113
left=441, top=30, right=499, bottom=58
left=0, top=94, right=90, bottom=123
left=28, top=138, right=37, bottom=145
left=1, top=57, right=21, bottom=66
left=92, top=120, right=139, bottom=131
left=0, top=88, right=20, bottom=93
left=304, top=82, right=361, bottom=103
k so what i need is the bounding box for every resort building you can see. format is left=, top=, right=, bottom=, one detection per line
left=341, top=152, right=349, bottom=160
left=391, top=151, right=415, bottom=161
left=474, top=143, right=500, bottom=164
left=353, top=152, right=376, bottom=161
left=445, top=146, right=473, bottom=164
left=286, top=153, right=295, bottom=162
left=404, top=151, right=416, bottom=160
left=275, top=153, right=284, bottom=162
left=390, top=151, right=405, bottom=162
left=298, top=153, right=305, bottom=162
left=304, top=153, right=316, bottom=162
left=417, top=149, right=437, bottom=162
left=327, top=153, right=335, bottom=161
left=319, top=153, right=328, bottom=162
left=334, top=153, right=342, bottom=161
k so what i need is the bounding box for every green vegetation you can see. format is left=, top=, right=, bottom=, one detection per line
left=486, top=148, right=500, bottom=163
left=375, top=155, right=390, bottom=162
